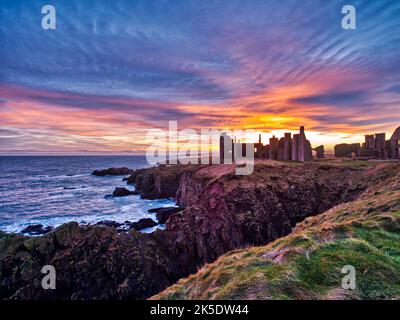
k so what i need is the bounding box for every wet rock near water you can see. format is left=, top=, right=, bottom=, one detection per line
left=21, top=224, right=52, bottom=236
left=96, top=220, right=122, bottom=228
left=129, top=218, right=158, bottom=231
left=0, top=222, right=182, bottom=299
left=124, top=164, right=198, bottom=199
left=96, top=218, right=158, bottom=232
left=148, top=207, right=184, bottom=224
left=112, top=187, right=139, bottom=197
left=92, top=167, right=134, bottom=176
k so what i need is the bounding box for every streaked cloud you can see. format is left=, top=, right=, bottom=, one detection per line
left=0, top=0, right=400, bottom=153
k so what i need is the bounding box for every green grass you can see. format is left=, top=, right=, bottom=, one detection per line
left=295, top=237, right=400, bottom=299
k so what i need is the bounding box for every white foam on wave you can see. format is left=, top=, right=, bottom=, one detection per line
left=1, top=197, right=176, bottom=235
left=0, top=156, right=176, bottom=235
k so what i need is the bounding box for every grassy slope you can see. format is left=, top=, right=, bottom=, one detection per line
left=153, top=163, right=400, bottom=300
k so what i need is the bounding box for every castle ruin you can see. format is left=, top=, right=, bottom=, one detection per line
left=220, top=126, right=315, bottom=163
left=334, top=126, right=400, bottom=159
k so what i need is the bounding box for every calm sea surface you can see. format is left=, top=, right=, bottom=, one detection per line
left=0, top=156, right=175, bottom=233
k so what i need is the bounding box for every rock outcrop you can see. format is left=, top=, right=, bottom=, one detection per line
left=112, top=187, right=139, bottom=197
left=159, top=162, right=367, bottom=270
left=154, top=163, right=400, bottom=300
left=92, top=167, right=134, bottom=176
left=0, top=223, right=182, bottom=300
left=148, top=207, right=185, bottom=224
left=96, top=218, right=158, bottom=232
left=129, top=218, right=158, bottom=231
left=2, top=161, right=398, bottom=300
left=21, top=224, right=52, bottom=236
left=96, top=220, right=122, bottom=228
left=125, top=164, right=198, bottom=199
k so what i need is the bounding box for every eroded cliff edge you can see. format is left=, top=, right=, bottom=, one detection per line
left=154, top=162, right=400, bottom=300
left=1, top=161, right=397, bottom=299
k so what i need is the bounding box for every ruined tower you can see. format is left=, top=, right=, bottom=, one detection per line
left=283, top=132, right=292, bottom=161
left=389, top=127, right=400, bottom=159
left=296, top=126, right=312, bottom=162
left=219, top=133, right=233, bottom=164
left=374, top=133, right=386, bottom=158
left=269, top=135, right=279, bottom=160
left=291, top=134, right=299, bottom=161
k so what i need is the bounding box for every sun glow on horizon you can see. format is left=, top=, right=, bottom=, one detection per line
left=1, top=1, right=399, bottom=155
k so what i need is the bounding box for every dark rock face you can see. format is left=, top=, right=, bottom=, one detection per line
left=148, top=207, right=184, bottom=224
left=112, top=187, right=139, bottom=197
left=125, top=164, right=198, bottom=199
left=21, top=224, right=52, bottom=236
left=102, top=163, right=376, bottom=293
left=129, top=218, right=157, bottom=231
left=0, top=223, right=182, bottom=300
left=96, top=220, right=122, bottom=228
left=2, top=162, right=393, bottom=300
left=92, top=167, right=134, bottom=176
left=96, top=218, right=157, bottom=232
left=163, top=163, right=368, bottom=269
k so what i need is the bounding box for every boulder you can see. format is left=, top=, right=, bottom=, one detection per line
left=129, top=218, right=158, bottom=231
left=92, top=167, right=134, bottom=176
left=21, top=224, right=52, bottom=235
left=124, top=164, right=198, bottom=199
left=96, top=220, right=122, bottom=228
left=112, top=187, right=139, bottom=197
left=148, top=207, right=184, bottom=224
left=0, top=222, right=183, bottom=300
left=95, top=219, right=157, bottom=232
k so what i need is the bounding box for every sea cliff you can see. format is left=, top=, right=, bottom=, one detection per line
left=1, top=160, right=399, bottom=299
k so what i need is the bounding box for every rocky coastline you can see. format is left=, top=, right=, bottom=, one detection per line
left=1, top=161, right=398, bottom=299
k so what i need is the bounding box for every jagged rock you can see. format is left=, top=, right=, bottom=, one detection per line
left=163, top=162, right=371, bottom=269
left=92, top=167, right=134, bottom=176
left=112, top=187, right=139, bottom=197
left=20, top=224, right=52, bottom=235
left=2, top=162, right=398, bottom=300
left=129, top=218, right=158, bottom=231
left=153, top=165, right=400, bottom=300
left=148, top=207, right=184, bottom=224
left=96, top=220, right=122, bottom=228
left=0, top=222, right=182, bottom=300
left=125, top=164, right=199, bottom=199
left=95, top=219, right=157, bottom=232
left=95, top=219, right=158, bottom=232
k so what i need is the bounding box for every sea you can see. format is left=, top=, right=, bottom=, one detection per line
left=0, top=156, right=176, bottom=234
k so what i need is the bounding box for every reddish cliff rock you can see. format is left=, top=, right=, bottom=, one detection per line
left=161, top=162, right=364, bottom=269
left=148, top=207, right=185, bottom=224
left=2, top=161, right=394, bottom=300
left=125, top=164, right=200, bottom=199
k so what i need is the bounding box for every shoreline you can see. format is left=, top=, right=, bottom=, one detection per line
left=1, top=160, right=399, bottom=299
left=0, top=157, right=173, bottom=235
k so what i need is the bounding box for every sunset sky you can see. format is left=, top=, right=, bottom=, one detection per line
left=1, top=0, right=400, bottom=154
